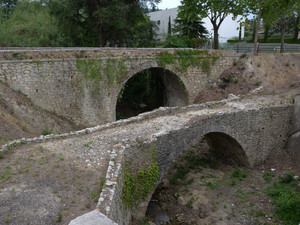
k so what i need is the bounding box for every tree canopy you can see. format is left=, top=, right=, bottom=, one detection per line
left=178, top=0, right=243, bottom=49
left=0, top=0, right=161, bottom=47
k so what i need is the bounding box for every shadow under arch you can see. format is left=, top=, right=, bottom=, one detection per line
left=204, top=132, right=250, bottom=167
left=116, top=67, right=188, bottom=119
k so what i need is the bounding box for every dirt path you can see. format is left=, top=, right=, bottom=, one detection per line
left=146, top=139, right=300, bottom=225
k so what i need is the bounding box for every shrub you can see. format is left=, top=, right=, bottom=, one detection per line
left=42, top=128, right=52, bottom=136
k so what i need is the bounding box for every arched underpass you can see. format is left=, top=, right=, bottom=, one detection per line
left=116, top=67, right=188, bottom=119
left=205, top=132, right=250, bottom=167
left=142, top=131, right=249, bottom=223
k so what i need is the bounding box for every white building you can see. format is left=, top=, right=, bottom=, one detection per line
left=148, top=7, right=244, bottom=43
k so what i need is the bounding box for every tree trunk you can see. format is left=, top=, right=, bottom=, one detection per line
left=254, top=1, right=262, bottom=56
left=294, top=15, right=299, bottom=40
left=263, top=24, right=269, bottom=43
left=239, top=23, right=242, bottom=41
left=213, top=24, right=219, bottom=49
left=280, top=19, right=286, bottom=53
left=98, top=24, right=104, bottom=47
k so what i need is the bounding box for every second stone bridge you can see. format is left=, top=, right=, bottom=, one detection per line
left=1, top=94, right=293, bottom=225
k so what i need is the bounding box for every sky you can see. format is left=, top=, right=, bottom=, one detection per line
left=157, top=0, right=181, bottom=10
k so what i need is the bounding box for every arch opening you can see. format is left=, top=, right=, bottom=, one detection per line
left=142, top=134, right=250, bottom=224
left=204, top=132, right=250, bottom=167
left=116, top=68, right=188, bottom=120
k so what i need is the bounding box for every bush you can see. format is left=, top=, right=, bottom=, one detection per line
left=246, top=37, right=300, bottom=44
left=42, top=128, right=52, bottom=136
left=0, top=1, right=62, bottom=47
left=163, top=35, right=191, bottom=48
left=266, top=183, right=300, bottom=225
left=227, top=39, right=241, bottom=43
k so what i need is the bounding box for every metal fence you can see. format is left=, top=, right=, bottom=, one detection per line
left=219, top=43, right=300, bottom=53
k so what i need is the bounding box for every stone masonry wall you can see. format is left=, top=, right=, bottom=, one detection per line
left=0, top=48, right=237, bottom=126
left=0, top=93, right=293, bottom=224
left=94, top=104, right=293, bottom=224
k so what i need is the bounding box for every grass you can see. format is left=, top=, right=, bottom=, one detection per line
left=263, top=172, right=275, bottom=184
left=231, top=168, right=248, bottom=181
left=171, top=149, right=218, bottom=184
left=56, top=212, right=62, bottom=223
left=265, top=172, right=300, bottom=225
left=42, top=127, right=52, bottom=136
left=199, top=181, right=218, bottom=190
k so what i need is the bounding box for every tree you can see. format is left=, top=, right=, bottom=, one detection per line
left=168, top=16, right=172, bottom=36
left=294, top=14, right=299, bottom=40
left=175, top=0, right=208, bottom=39
left=179, top=0, right=243, bottom=49
left=0, top=0, right=61, bottom=46
left=240, top=0, right=270, bottom=54
left=263, top=0, right=298, bottom=52
left=48, top=0, right=160, bottom=47
left=0, top=0, right=17, bottom=21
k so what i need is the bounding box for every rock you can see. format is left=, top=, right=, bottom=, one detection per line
left=148, top=221, right=156, bottom=225
left=178, top=196, right=186, bottom=206
left=160, top=178, right=170, bottom=189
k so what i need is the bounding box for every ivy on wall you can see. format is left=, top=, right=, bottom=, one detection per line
left=76, top=58, right=128, bottom=87
left=156, top=49, right=220, bottom=74
left=122, top=148, right=159, bottom=207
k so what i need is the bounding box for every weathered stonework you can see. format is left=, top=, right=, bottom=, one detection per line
left=0, top=94, right=294, bottom=225
left=0, top=48, right=237, bottom=126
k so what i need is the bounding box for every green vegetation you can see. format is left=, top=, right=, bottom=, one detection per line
left=42, top=127, right=52, bottom=136
left=76, top=59, right=127, bottom=86
left=266, top=173, right=300, bottom=225
left=122, top=150, right=159, bottom=207
left=0, top=1, right=61, bottom=47
left=263, top=172, right=275, bottom=184
left=231, top=168, right=248, bottom=181
left=56, top=212, right=62, bottom=223
left=0, top=0, right=158, bottom=47
left=171, top=149, right=218, bottom=184
left=156, top=50, right=219, bottom=74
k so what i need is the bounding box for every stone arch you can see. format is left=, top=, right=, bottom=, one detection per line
left=115, top=66, right=189, bottom=119
left=204, top=131, right=250, bottom=167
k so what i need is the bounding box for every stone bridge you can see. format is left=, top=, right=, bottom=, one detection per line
left=0, top=48, right=237, bottom=126
left=1, top=94, right=294, bottom=225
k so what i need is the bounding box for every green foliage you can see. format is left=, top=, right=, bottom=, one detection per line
left=48, top=0, right=158, bottom=47
left=279, top=172, right=295, bottom=184
left=163, top=35, right=191, bottom=48
left=171, top=149, right=218, bottom=184
left=231, top=168, right=248, bottom=181
left=0, top=0, right=159, bottom=47
left=199, top=181, right=218, bottom=190
left=263, top=172, right=275, bottom=184
left=266, top=179, right=300, bottom=225
left=76, top=58, right=127, bottom=86
left=157, top=49, right=216, bottom=74
left=174, top=3, right=208, bottom=39
left=178, top=0, right=244, bottom=49
left=122, top=150, right=159, bottom=207
left=42, top=128, right=52, bottom=136
left=0, top=1, right=62, bottom=47
left=56, top=212, right=62, bottom=223
left=227, top=39, right=242, bottom=43
left=247, top=37, right=300, bottom=44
